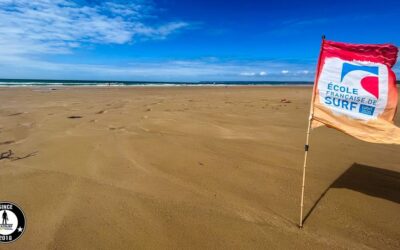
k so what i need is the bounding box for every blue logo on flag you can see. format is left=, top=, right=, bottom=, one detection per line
left=341, top=62, right=380, bottom=102
left=340, top=63, right=379, bottom=82
left=359, top=104, right=375, bottom=116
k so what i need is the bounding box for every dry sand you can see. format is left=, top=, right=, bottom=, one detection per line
left=0, top=86, right=399, bottom=249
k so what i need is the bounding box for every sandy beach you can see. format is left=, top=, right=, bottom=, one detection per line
left=0, top=86, right=399, bottom=249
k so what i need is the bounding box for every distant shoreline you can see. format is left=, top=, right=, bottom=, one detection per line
left=0, top=79, right=314, bottom=87
left=0, top=79, right=398, bottom=87
left=0, top=83, right=314, bottom=88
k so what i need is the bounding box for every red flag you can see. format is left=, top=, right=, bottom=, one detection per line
left=311, top=40, right=400, bottom=144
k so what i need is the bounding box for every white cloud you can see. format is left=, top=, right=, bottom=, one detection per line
left=240, top=72, right=256, bottom=76
left=240, top=71, right=267, bottom=77
left=0, top=0, right=189, bottom=56
left=281, top=70, right=289, bottom=74
left=102, top=2, right=146, bottom=18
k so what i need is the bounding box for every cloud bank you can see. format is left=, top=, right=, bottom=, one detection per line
left=0, top=0, right=189, bottom=56
left=0, top=56, right=315, bottom=81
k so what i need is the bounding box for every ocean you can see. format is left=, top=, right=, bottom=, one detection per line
left=0, top=79, right=313, bottom=87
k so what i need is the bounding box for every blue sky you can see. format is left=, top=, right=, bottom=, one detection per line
left=0, top=0, right=399, bottom=81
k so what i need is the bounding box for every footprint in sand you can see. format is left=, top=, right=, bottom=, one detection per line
left=0, top=140, right=15, bottom=145
left=108, top=126, right=125, bottom=131
left=8, top=112, right=23, bottom=116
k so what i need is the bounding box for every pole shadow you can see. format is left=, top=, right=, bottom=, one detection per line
left=302, top=163, right=400, bottom=225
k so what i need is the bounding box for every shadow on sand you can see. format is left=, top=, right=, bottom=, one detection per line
left=302, top=163, right=400, bottom=225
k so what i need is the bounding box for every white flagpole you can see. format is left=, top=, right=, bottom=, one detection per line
left=299, top=35, right=325, bottom=228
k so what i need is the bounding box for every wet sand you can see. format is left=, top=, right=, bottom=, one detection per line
left=0, top=86, right=399, bottom=249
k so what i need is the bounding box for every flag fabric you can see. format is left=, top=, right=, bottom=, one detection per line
left=311, top=39, right=400, bottom=144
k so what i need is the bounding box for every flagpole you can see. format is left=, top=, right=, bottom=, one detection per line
left=299, top=35, right=325, bottom=228
left=299, top=114, right=312, bottom=228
